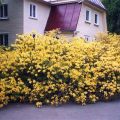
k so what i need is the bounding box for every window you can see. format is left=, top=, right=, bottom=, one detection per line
left=30, top=4, right=36, bottom=18
left=0, top=4, right=8, bottom=19
left=0, top=34, right=9, bottom=46
left=94, top=14, right=99, bottom=25
left=85, top=10, right=91, bottom=23
left=84, top=35, right=90, bottom=41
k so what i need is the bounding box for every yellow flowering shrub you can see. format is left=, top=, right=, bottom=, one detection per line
left=0, top=31, right=120, bottom=108
left=0, top=77, right=31, bottom=108
left=0, top=79, right=9, bottom=108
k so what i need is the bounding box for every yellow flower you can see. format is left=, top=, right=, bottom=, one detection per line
left=36, top=102, right=42, bottom=108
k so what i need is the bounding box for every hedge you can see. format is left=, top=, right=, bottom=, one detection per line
left=0, top=30, right=120, bottom=108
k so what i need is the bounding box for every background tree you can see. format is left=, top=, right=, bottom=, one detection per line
left=0, top=0, right=3, bottom=4
left=102, top=0, right=120, bottom=34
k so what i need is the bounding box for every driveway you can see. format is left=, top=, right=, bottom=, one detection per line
left=0, top=100, right=120, bottom=120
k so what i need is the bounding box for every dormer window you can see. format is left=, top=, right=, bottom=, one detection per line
left=94, top=14, right=99, bottom=26
left=30, top=4, right=37, bottom=18
left=0, top=4, right=8, bottom=19
left=85, top=10, right=91, bottom=23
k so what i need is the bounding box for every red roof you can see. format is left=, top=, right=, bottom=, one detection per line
left=45, top=3, right=82, bottom=32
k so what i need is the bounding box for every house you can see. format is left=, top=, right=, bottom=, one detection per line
left=0, top=0, right=107, bottom=46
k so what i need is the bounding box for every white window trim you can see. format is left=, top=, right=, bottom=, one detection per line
left=85, top=10, right=91, bottom=24
left=94, top=13, right=99, bottom=26
left=0, top=3, right=8, bottom=20
left=29, top=3, right=38, bottom=20
left=0, top=32, right=9, bottom=34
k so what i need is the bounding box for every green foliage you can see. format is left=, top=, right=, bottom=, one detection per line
left=102, top=0, right=120, bottom=34
left=0, top=0, right=4, bottom=4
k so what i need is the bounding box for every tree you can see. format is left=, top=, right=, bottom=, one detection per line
left=102, top=0, right=120, bottom=34
left=0, top=0, right=3, bottom=4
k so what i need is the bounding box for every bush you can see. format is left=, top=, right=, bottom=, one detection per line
left=0, top=31, right=120, bottom=108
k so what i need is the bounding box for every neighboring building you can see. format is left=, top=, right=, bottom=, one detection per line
left=0, top=0, right=107, bottom=46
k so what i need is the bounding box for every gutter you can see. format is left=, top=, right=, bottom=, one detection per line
left=37, top=0, right=52, bottom=5
left=47, top=0, right=83, bottom=5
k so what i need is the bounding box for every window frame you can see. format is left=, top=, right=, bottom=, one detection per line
left=29, top=3, right=37, bottom=19
left=85, top=10, right=91, bottom=24
left=0, top=33, right=9, bottom=46
left=0, top=3, right=8, bottom=20
left=94, top=13, right=99, bottom=26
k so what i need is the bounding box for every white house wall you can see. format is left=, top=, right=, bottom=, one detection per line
left=23, top=0, right=51, bottom=34
left=76, top=3, right=107, bottom=41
